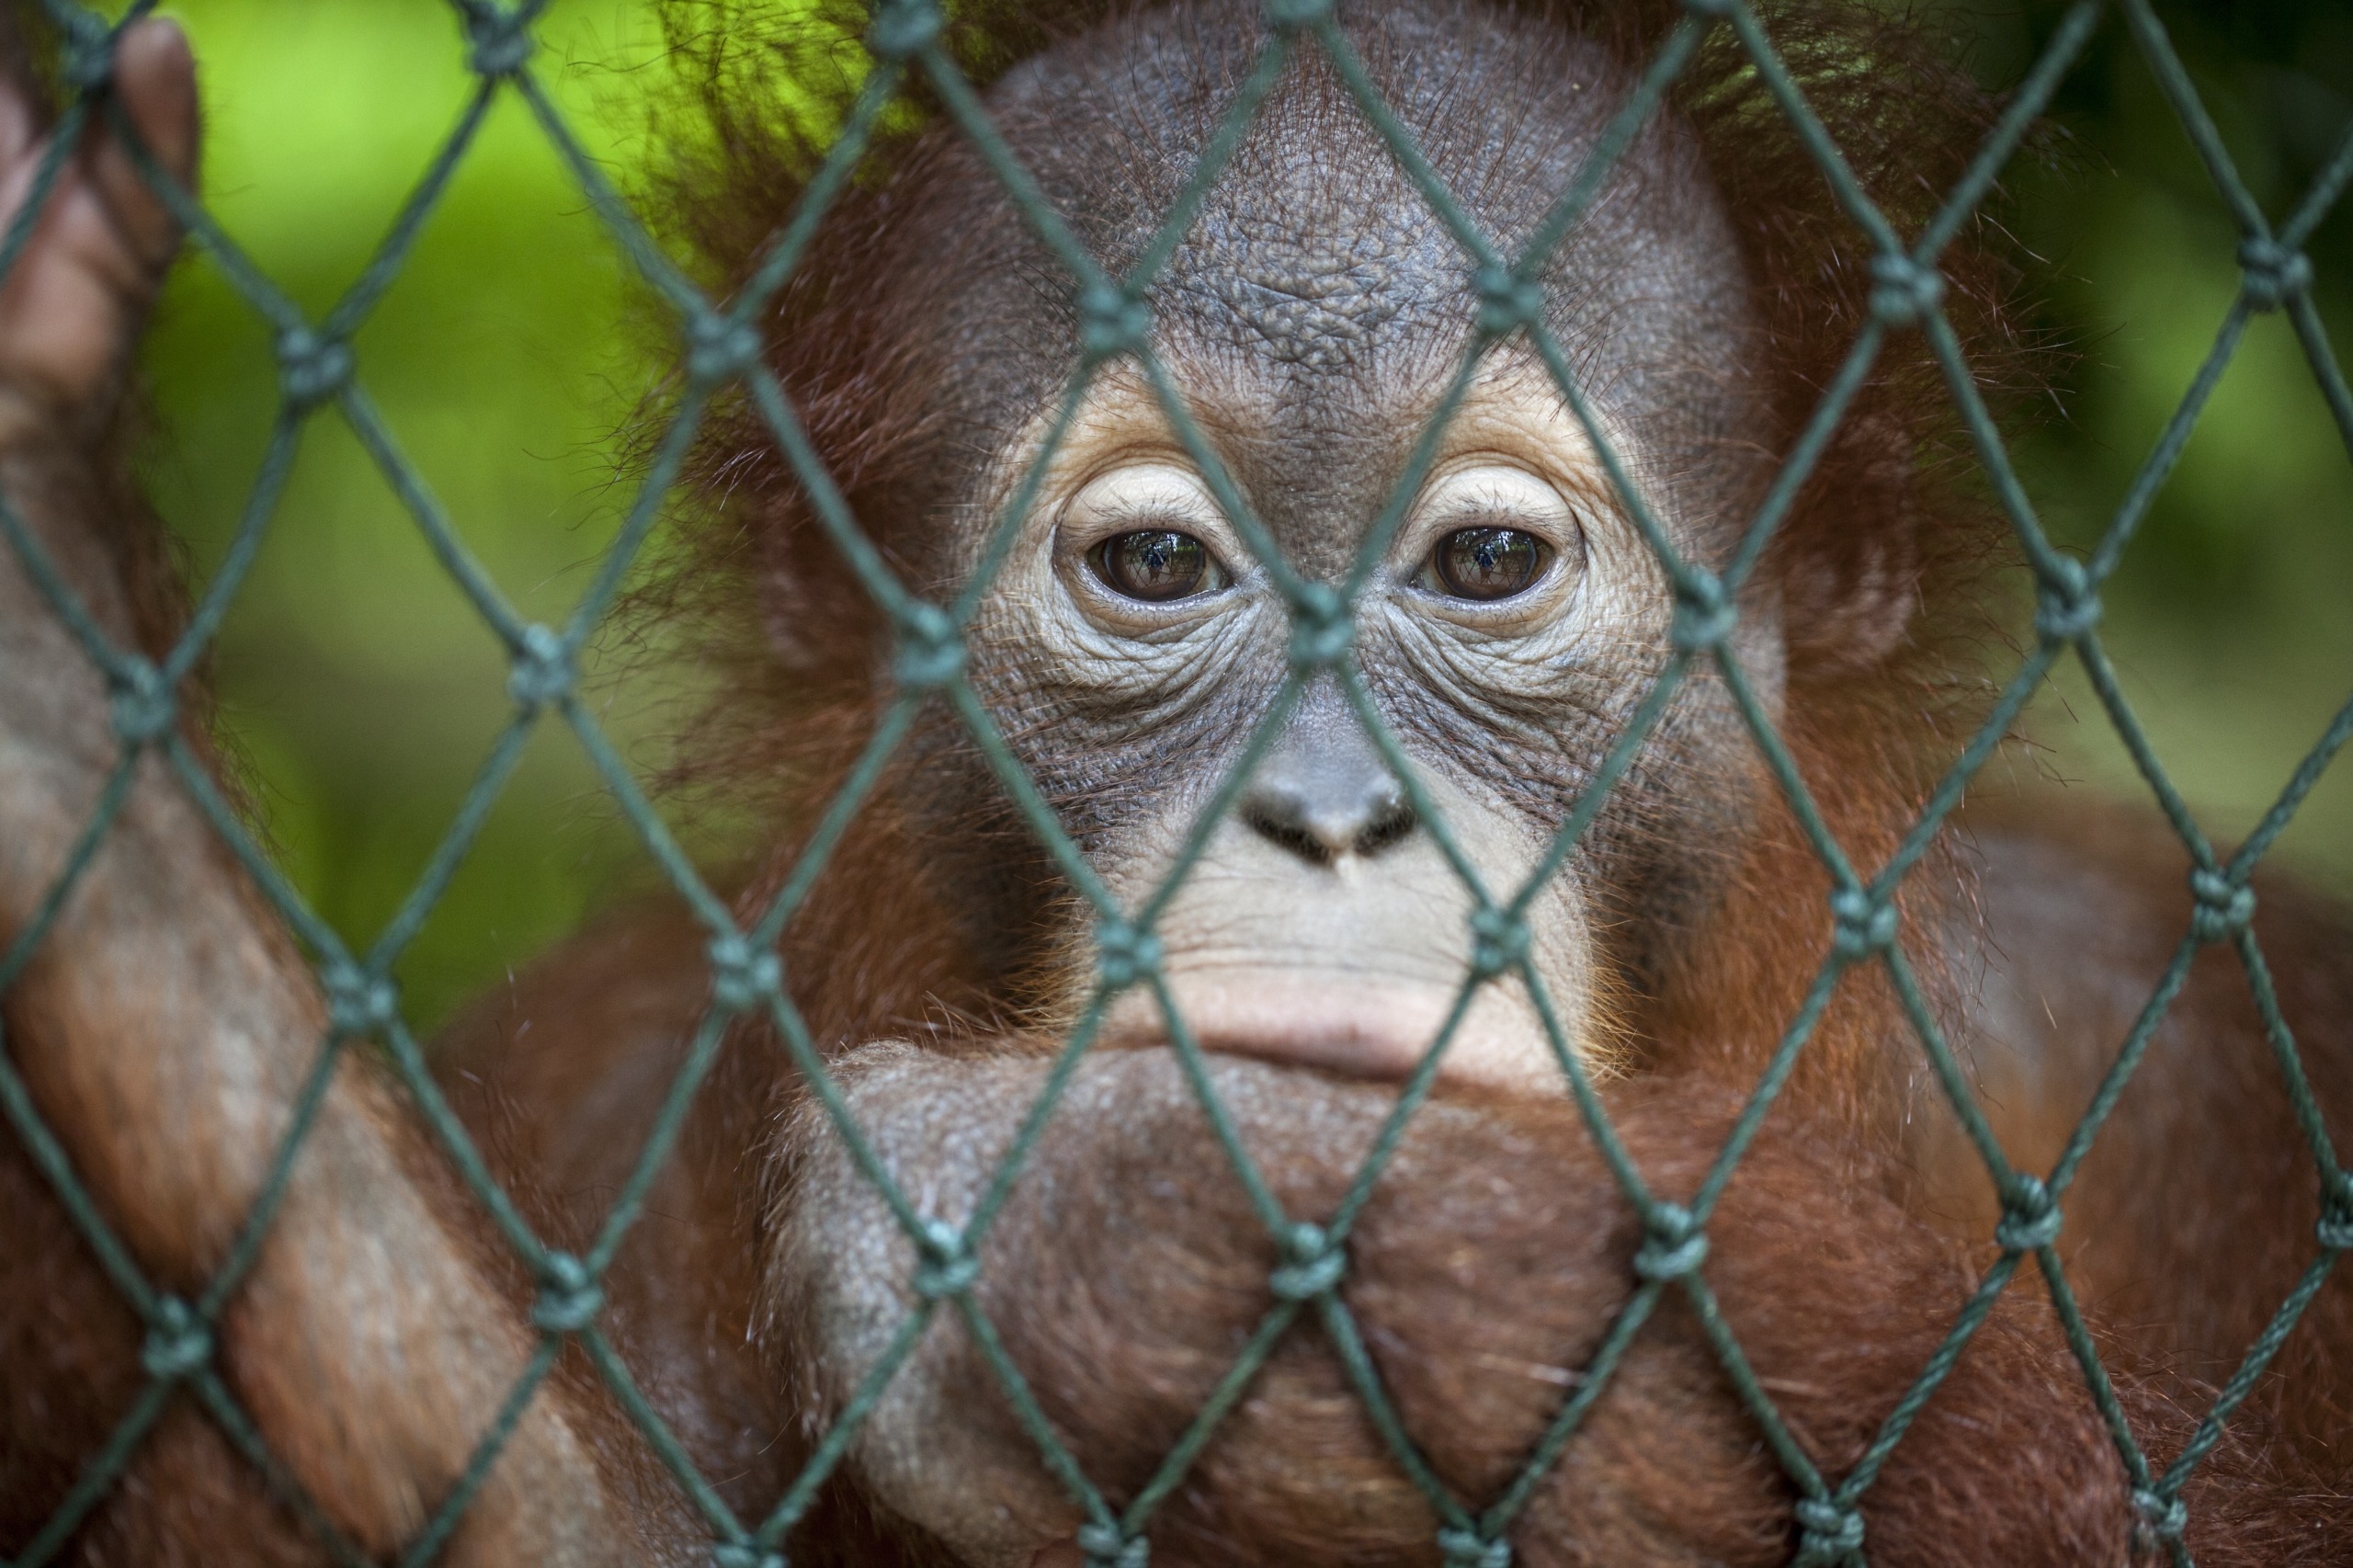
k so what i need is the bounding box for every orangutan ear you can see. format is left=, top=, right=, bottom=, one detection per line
left=1773, top=411, right=1924, bottom=676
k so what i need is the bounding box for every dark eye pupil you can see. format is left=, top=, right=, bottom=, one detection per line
left=1096, top=529, right=1210, bottom=601
left=1434, top=527, right=1545, bottom=600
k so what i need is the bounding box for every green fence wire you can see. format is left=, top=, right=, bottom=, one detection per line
left=2, top=0, right=2350, bottom=1563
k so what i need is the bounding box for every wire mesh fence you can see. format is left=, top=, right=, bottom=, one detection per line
left=1, top=0, right=2350, bottom=1563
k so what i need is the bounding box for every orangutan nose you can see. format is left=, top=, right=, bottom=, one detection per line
left=1237, top=691, right=1416, bottom=865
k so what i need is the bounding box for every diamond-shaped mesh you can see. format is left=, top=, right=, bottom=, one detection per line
left=2, top=0, right=2349, bottom=1564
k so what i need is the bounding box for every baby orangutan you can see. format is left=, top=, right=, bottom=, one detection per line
left=3, top=1, right=2349, bottom=1563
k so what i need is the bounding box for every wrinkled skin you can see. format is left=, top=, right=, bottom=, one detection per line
left=870, top=8, right=1774, bottom=1089
left=3, top=3, right=2350, bottom=1565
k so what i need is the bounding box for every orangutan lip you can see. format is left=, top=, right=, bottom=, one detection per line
left=1097, top=971, right=1564, bottom=1091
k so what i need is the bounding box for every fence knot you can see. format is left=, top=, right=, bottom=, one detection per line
left=708, top=933, right=783, bottom=1013
left=2318, top=1175, right=2353, bottom=1251
left=532, top=1252, right=604, bottom=1334
left=2238, top=238, right=2313, bottom=312
left=1077, top=281, right=1152, bottom=363
left=1437, top=1527, right=1511, bottom=1568
left=1633, top=1202, right=1709, bottom=1282
left=2032, top=556, right=2102, bottom=645
left=462, top=4, right=535, bottom=76
left=1995, top=1173, right=2062, bottom=1252
left=2188, top=867, right=2255, bottom=944
left=1469, top=904, right=1530, bottom=980
left=892, top=600, right=967, bottom=689
left=686, top=312, right=763, bottom=385
left=60, top=10, right=114, bottom=92
left=1076, top=1522, right=1149, bottom=1568
left=507, top=622, right=574, bottom=709
left=140, top=1296, right=212, bottom=1381
left=1828, top=886, right=1895, bottom=962
left=1473, top=264, right=1544, bottom=340
left=323, top=960, right=399, bottom=1039
left=1269, top=1221, right=1347, bottom=1301
left=865, top=0, right=944, bottom=61
left=2132, top=1487, right=2188, bottom=1544
left=1287, top=582, right=1354, bottom=669
left=914, top=1218, right=979, bottom=1299
left=1791, top=1497, right=1865, bottom=1564
left=276, top=327, right=354, bottom=411
left=710, top=1544, right=785, bottom=1568
left=1262, top=0, right=1334, bottom=31
left=108, top=657, right=176, bottom=744
left=1096, top=918, right=1163, bottom=990
left=1867, top=253, right=1945, bottom=329
left=1669, top=571, right=1735, bottom=653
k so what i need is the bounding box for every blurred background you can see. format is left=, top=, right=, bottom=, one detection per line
left=126, top=0, right=2353, bottom=1030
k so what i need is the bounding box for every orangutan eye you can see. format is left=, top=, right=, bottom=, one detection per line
left=1408, top=463, right=1580, bottom=607
left=1425, top=526, right=1550, bottom=600
left=1063, top=462, right=1233, bottom=608
left=1090, top=529, right=1222, bottom=601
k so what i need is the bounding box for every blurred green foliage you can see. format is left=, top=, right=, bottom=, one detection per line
left=133, top=0, right=2352, bottom=1030
left=1975, top=2, right=2353, bottom=880
left=143, top=0, right=679, bottom=1027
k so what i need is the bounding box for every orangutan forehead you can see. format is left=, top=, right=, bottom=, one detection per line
left=1158, top=167, right=1457, bottom=377
left=981, top=1, right=1748, bottom=405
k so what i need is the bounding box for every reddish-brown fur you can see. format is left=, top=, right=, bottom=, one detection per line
left=4, top=0, right=2351, bottom=1562
left=646, top=0, right=2028, bottom=1108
